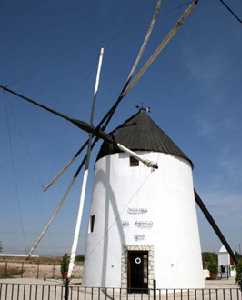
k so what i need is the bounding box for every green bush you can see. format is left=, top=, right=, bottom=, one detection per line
left=75, top=255, right=85, bottom=263
left=61, top=254, right=69, bottom=278
left=207, top=261, right=218, bottom=275
left=202, top=252, right=218, bottom=269
left=236, top=260, right=242, bottom=289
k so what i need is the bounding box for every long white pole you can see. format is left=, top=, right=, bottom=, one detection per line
left=67, top=48, right=104, bottom=279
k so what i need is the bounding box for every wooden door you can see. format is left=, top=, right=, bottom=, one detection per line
left=127, top=251, right=148, bottom=293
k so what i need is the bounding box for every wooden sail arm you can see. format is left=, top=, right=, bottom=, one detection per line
left=195, top=190, right=237, bottom=265
left=0, top=85, right=158, bottom=169
left=42, top=0, right=199, bottom=190
left=124, top=0, right=199, bottom=95
left=41, top=0, right=163, bottom=191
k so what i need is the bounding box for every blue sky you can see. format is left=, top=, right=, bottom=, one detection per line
left=0, top=0, right=242, bottom=256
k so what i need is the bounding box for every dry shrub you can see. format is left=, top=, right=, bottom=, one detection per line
left=0, top=264, right=23, bottom=278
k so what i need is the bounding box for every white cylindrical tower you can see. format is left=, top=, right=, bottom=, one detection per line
left=84, top=109, right=204, bottom=289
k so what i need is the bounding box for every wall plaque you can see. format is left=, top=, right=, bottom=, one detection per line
left=127, top=208, right=148, bottom=215
left=134, top=234, right=145, bottom=241
left=135, top=221, right=153, bottom=228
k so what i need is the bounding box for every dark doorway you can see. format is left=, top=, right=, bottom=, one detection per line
left=127, top=251, right=148, bottom=293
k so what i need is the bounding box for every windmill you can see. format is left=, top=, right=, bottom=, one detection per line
left=0, top=0, right=238, bottom=291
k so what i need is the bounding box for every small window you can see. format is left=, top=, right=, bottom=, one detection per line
left=90, top=215, right=95, bottom=233
left=130, top=156, right=139, bottom=167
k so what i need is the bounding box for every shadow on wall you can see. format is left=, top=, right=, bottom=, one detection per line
left=94, top=156, right=125, bottom=286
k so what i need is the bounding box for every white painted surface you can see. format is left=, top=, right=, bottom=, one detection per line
left=68, top=170, right=88, bottom=278
left=218, top=245, right=230, bottom=266
left=218, top=253, right=230, bottom=266
left=231, top=269, right=236, bottom=277
left=203, top=269, right=210, bottom=279
left=84, top=152, right=204, bottom=288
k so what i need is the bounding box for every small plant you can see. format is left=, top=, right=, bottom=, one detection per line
left=236, top=260, right=242, bottom=290
left=207, top=261, right=218, bottom=279
left=61, top=254, right=69, bottom=280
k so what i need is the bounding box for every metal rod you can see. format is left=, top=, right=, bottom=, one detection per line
left=153, top=280, right=156, bottom=300
left=64, top=278, right=69, bottom=300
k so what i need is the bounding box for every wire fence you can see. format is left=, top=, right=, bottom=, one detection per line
left=0, top=261, right=82, bottom=279
left=0, top=284, right=241, bottom=300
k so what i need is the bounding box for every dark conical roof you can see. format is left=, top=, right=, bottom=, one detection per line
left=96, top=109, right=193, bottom=167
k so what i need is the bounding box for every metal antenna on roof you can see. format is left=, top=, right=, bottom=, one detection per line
left=136, top=104, right=151, bottom=113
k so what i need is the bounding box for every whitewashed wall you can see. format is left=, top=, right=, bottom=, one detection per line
left=84, top=152, right=204, bottom=288
left=218, top=253, right=230, bottom=266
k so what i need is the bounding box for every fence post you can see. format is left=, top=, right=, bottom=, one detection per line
left=153, top=279, right=156, bottom=300
left=36, top=262, right=39, bottom=279
left=4, top=262, right=7, bottom=277
left=64, top=278, right=69, bottom=300
left=21, top=262, right=24, bottom=278
left=53, top=264, right=56, bottom=278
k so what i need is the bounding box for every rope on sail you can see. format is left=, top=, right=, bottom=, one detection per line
left=43, top=155, right=78, bottom=192
left=28, top=177, right=76, bottom=256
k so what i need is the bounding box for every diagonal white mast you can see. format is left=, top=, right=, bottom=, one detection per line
left=67, top=47, right=105, bottom=278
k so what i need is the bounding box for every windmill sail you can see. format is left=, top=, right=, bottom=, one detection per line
left=62, top=0, right=200, bottom=181
left=43, top=0, right=162, bottom=191
left=195, top=191, right=237, bottom=265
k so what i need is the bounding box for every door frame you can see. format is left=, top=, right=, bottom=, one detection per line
left=121, top=245, right=154, bottom=289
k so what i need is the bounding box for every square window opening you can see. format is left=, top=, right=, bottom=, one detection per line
left=89, top=215, right=95, bottom=233
left=130, top=156, right=139, bottom=167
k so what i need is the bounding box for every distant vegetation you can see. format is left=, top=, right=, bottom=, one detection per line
left=236, top=256, right=242, bottom=289
left=0, top=255, right=85, bottom=265
left=235, top=252, right=242, bottom=262
left=202, top=252, right=218, bottom=276
left=61, top=254, right=69, bottom=280
left=76, top=255, right=85, bottom=263
left=202, top=252, right=218, bottom=269
left=0, top=241, right=3, bottom=253
left=0, top=264, right=23, bottom=278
